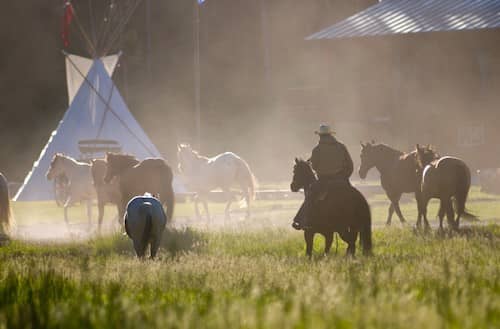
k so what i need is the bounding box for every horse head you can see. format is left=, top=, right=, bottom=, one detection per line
left=90, top=159, right=107, bottom=186
left=358, top=141, right=376, bottom=179
left=290, top=158, right=316, bottom=192
left=177, top=143, right=198, bottom=174
left=46, top=153, right=65, bottom=180
left=415, top=144, right=439, bottom=169
left=104, top=152, right=138, bottom=183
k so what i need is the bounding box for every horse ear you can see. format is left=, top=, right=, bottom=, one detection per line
left=371, top=140, right=375, bottom=145
left=360, top=141, right=365, bottom=148
left=295, top=157, right=299, bottom=164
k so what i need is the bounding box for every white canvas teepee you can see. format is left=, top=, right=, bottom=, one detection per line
left=15, top=54, right=177, bottom=201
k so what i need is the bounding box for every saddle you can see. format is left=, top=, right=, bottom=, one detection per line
left=312, top=178, right=351, bottom=203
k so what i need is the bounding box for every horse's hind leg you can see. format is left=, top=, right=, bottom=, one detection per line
left=390, top=194, right=406, bottom=224
left=223, top=189, right=233, bottom=221
left=386, top=203, right=395, bottom=226
left=324, top=232, right=333, bottom=255
left=339, top=230, right=356, bottom=257
left=86, top=200, right=92, bottom=228
left=445, top=199, right=457, bottom=230
left=304, top=230, right=314, bottom=258
left=193, top=195, right=202, bottom=220
left=438, top=199, right=447, bottom=232
left=97, top=200, right=104, bottom=233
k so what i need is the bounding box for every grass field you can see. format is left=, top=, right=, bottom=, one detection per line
left=1, top=186, right=499, bottom=328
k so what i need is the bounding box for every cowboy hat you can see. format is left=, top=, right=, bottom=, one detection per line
left=315, top=124, right=335, bottom=135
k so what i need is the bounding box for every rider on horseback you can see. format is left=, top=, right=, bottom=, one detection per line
left=292, top=124, right=353, bottom=230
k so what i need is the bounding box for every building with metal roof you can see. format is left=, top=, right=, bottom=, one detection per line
left=307, top=0, right=500, bottom=40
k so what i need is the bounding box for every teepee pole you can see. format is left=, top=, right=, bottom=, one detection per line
left=64, top=52, right=157, bottom=157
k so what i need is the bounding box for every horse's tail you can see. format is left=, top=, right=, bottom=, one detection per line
left=139, top=202, right=153, bottom=249
left=0, top=174, right=11, bottom=235
left=160, top=163, right=175, bottom=222
left=358, top=192, right=372, bottom=256
left=454, top=163, right=478, bottom=221
left=164, top=185, right=175, bottom=223
left=236, top=157, right=257, bottom=202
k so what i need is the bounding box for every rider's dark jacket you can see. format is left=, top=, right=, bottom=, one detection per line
left=309, top=135, right=353, bottom=181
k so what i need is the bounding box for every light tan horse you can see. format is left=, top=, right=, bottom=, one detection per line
left=0, top=172, right=11, bottom=241
left=177, top=144, right=257, bottom=221
left=46, top=153, right=96, bottom=226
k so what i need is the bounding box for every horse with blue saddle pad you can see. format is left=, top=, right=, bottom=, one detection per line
left=124, top=193, right=167, bottom=259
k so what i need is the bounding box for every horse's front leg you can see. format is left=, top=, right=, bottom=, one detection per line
left=63, top=196, right=72, bottom=226
left=304, top=230, right=314, bottom=258
left=97, top=198, right=105, bottom=233
left=415, top=191, right=423, bottom=228
left=202, top=198, right=211, bottom=222
left=116, top=203, right=124, bottom=229
left=418, top=195, right=431, bottom=231
left=323, top=232, right=334, bottom=255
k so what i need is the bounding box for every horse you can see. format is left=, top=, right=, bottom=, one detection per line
left=358, top=141, right=438, bottom=229
left=104, top=153, right=175, bottom=222
left=415, top=144, right=476, bottom=231
left=46, top=153, right=95, bottom=226
left=177, top=144, right=257, bottom=221
left=90, top=159, right=122, bottom=231
left=0, top=173, right=11, bottom=240
left=290, top=158, right=372, bottom=257
left=124, top=194, right=167, bottom=259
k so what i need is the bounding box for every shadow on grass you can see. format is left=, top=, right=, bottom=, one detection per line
left=90, top=227, right=206, bottom=257
left=424, top=224, right=500, bottom=241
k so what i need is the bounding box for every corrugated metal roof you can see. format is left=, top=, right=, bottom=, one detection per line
left=307, top=0, right=500, bottom=40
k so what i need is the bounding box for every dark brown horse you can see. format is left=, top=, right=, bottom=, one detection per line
left=416, top=145, right=476, bottom=231
left=104, top=153, right=175, bottom=222
left=0, top=173, right=11, bottom=240
left=90, top=159, right=122, bottom=231
left=291, top=158, right=372, bottom=257
left=359, top=142, right=437, bottom=229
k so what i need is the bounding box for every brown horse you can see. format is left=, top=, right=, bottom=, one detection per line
left=104, top=153, right=175, bottom=222
left=291, top=158, right=372, bottom=257
left=90, top=159, right=122, bottom=231
left=416, top=145, right=476, bottom=231
left=0, top=173, right=11, bottom=240
left=359, top=142, right=437, bottom=229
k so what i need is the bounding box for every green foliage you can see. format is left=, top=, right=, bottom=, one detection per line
left=2, top=187, right=500, bottom=328
left=0, top=225, right=499, bottom=328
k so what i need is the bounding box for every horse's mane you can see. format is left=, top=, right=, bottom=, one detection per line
left=375, top=144, right=404, bottom=157
left=106, top=153, right=138, bottom=163
left=106, top=153, right=140, bottom=172
left=51, top=153, right=86, bottom=166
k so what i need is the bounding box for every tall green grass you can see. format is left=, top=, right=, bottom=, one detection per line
left=1, top=225, right=499, bottom=328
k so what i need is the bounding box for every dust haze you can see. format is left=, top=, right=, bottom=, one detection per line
left=1, top=1, right=499, bottom=240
